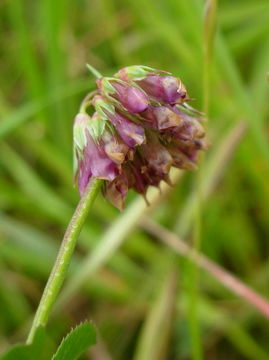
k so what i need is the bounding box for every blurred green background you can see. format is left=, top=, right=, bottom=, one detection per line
left=1, top=0, right=269, bottom=359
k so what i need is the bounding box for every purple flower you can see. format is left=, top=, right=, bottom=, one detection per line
left=167, top=145, right=198, bottom=170
left=104, top=171, right=129, bottom=210
left=141, top=105, right=183, bottom=130
left=136, top=75, right=187, bottom=104
left=115, top=66, right=188, bottom=104
left=101, top=131, right=129, bottom=164
left=93, top=95, right=146, bottom=147
left=97, top=78, right=149, bottom=113
left=167, top=106, right=205, bottom=141
left=115, top=65, right=169, bottom=82
left=74, top=65, right=209, bottom=210
left=139, top=135, right=173, bottom=175
left=109, top=111, right=145, bottom=147
left=73, top=113, right=120, bottom=195
left=77, top=133, right=119, bottom=195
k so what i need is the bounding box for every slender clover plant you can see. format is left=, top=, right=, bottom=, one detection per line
left=27, top=65, right=208, bottom=343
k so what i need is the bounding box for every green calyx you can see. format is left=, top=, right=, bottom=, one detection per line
left=101, top=78, right=117, bottom=94
left=93, top=96, right=115, bottom=121
left=73, top=113, right=106, bottom=152
left=73, top=113, right=106, bottom=177
left=122, top=66, right=148, bottom=80
left=88, top=114, right=106, bottom=141
left=73, top=114, right=91, bottom=152
left=114, top=65, right=170, bottom=81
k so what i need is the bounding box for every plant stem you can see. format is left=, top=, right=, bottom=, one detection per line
left=27, top=178, right=102, bottom=344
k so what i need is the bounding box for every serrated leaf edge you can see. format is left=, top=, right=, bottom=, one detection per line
left=51, top=320, right=96, bottom=360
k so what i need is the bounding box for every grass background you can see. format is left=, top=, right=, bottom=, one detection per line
left=1, top=0, right=269, bottom=359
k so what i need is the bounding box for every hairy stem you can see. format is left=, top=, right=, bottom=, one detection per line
left=27, top=178, right=102, bottom=343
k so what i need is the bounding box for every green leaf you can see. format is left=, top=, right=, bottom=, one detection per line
left=52, top=322, right=96, bottom=360
left=0, top=327, right=54, bottom=360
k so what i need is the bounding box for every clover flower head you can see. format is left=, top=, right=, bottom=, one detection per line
left=73, top=65, right=209, bottom=210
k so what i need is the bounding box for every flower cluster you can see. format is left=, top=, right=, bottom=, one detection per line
left=74, top=65, right=209, bottom=210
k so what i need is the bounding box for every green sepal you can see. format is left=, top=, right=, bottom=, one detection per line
left=88, top=115, right=106, bottom=141
left=73, top=116, right=91, bottom=151
left=101, top=78, right=116, bottom=94
left=120, top=66, right=148, bottom=80
left=73, top=112, right=106, bottom=177
left=94, top=96, right=115, bottom=121
left=140, top=65, right=170, bottom=75
left=114, top=65, right=170, bottom=81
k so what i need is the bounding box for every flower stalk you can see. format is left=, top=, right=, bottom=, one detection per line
left=27, top=178, right=102, bottom=344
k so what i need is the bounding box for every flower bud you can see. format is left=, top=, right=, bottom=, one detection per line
left=115, top=65, right=168, bottom=81
left=140, top=134, right=173, bottom=175
left=73, top=113, right=92, bottom=151
left=104, top=172, right=129, bottom=210
left=97, top=77, right=149, bottom=113
left=141, top=105, right=183, bottom=130
left=111, top=111, right=145, bottom=147
left=73, top=113, right=120, bottom=195
left=168, top=145, right=198, bottom=170
left=78, top=132, right=119, bottom=195
left=136, top=75, right=188, bottom=104
left=116, top=66, right=149, bottom=81
left=101, top=131, right=129, bottom=164
left=93, top=95, right=145, bottom=147
left=115, top=66, right=188, bottom=104
left=128, top=159, right=148, bottom=195
left=169, top=106, right=205, bottom=141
